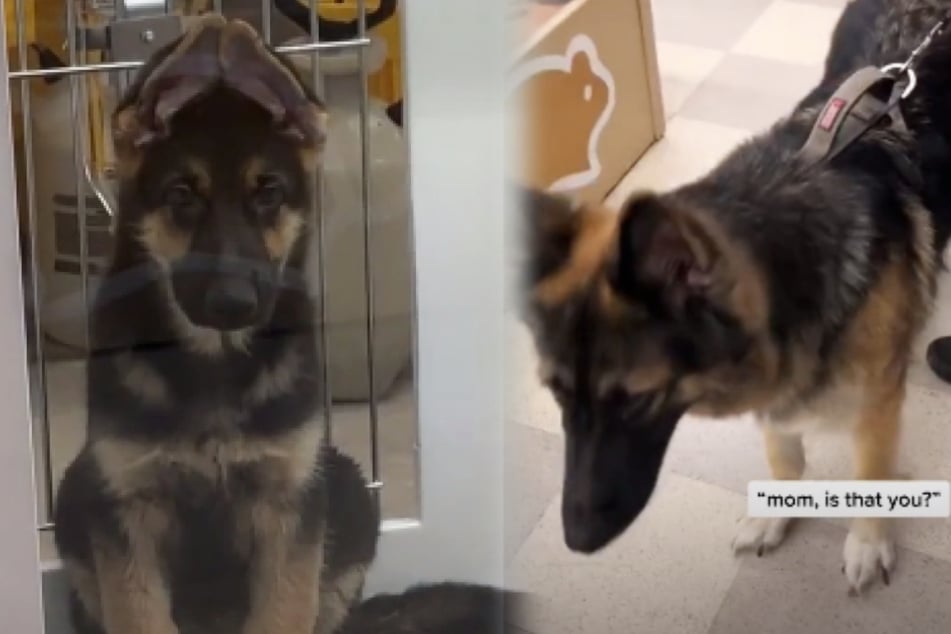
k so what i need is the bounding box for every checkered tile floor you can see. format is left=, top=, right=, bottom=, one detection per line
left=508, top=2, right=951, bottom=633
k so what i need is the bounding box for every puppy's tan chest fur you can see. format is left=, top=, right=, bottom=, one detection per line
left=92, top=423, right=323, bottom=501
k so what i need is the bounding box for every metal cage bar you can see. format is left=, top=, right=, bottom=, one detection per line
left=356, top=0, right=381, bottom=494
left=14, top=0, right=53, bottom=529
left=9, top=39, right=371, bottom=81
left=308, top=0, right=336, bottom=448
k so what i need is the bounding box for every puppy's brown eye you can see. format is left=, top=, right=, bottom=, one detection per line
left=253, top=175, right=286, bottom=212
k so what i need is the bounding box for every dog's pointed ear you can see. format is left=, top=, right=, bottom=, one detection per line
left=611, top=193, right=718, bottom=313
left=113, top=13, right=226, bottom=152
left=220, top=20, right=327, bottom=146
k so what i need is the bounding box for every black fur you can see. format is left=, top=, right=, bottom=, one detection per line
left=338, top=583, right=524, bottom=634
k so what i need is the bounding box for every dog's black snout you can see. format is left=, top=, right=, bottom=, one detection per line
left=563, top=491, right=621, bottom=554
left=205, top=277, right=258, bottom=327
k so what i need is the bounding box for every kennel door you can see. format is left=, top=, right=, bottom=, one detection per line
left=0, top=2, right=508, bottom=627
left=361, top=0, right=508, bottom=595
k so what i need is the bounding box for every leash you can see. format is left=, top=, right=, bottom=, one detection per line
left=798, top=11, right=951, bottom=167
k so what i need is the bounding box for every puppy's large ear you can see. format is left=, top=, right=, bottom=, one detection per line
left=113, top=14, right=226, bottom=153
left=220, top=20, right=326, bottom=146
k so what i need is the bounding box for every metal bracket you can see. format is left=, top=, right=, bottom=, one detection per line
left=108, top=15, right=185, bottom=62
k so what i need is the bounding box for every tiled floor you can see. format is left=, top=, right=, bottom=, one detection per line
left=507, top=1, right=951, bottom=633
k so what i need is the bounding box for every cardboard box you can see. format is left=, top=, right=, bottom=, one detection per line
left=512, top=0, right=664, bottom=203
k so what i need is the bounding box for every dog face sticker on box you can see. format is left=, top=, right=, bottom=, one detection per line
left=513, top=34, right=616, bottom=193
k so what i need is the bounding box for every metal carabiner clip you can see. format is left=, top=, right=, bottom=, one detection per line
left=880, top=63, right=917, bottom=100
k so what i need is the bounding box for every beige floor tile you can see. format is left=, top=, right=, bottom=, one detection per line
left=506, top=423, right=563, bottom=562
left=654, top=42, right=725, bottom=120
left=656, top=41, right=726, bottom=84
left=607, top=117, right=751, bottom=205
left=661, top=77, right=699, bottom=119
left=508, top=474, right=744, bottom=634
left=708, top=520, right=951, bottom=634
left=733, top=1, right=842, bottom=66
left=650, top=0, right=772, bottom=50
left=662, top=413, right=768, bottom=494
left=678, top=54, right=824, bottom=131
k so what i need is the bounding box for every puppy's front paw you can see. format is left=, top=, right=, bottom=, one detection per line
left=843, top=528, right=895, bottom=595
left=732, top=517, right=792, bottom=556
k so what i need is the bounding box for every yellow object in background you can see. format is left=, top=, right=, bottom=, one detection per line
left=315, top=0, right=403, bottom=109
left=4, top=0, right=35, bottom=62
left=5, top=0, right=66, bottom=66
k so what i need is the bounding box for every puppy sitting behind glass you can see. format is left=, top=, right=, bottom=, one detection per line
left=53, top=15, right=378, bottom=634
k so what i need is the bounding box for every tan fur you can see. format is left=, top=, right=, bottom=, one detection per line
left=904, top=198, right=938, bottom=313
left=243, top=157, right=267, bottom=190
left=115, top=353, right=170, bottom=406
left=264, top=208, right=305, bottom=262
left=317, top=564, right=369, bottom=634
left=242, top=505, right=322, bottom=634
left=534, top=207, right=618, bottom=307
left=762, top=427, right=806, bottom=480
left=247, top=347, right=301, bottom=404
left=139, top=211, right=190, bottom=265
left=299, top=143, right=325, bottom=174
left=94, top=503, right=177, bottom=634
left=92, top=422, right=323, bottom=500
left=186, top=157, right=212, bottom=196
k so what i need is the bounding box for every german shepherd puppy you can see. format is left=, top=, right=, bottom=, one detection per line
left=53, top=15, right=378, bottom=634
left=517, top=0, right=951, bottom=594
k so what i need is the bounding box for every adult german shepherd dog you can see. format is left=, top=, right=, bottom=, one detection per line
left=518, top=0, right=951, bottom=594
left=53, top=15, right=378, bottom=634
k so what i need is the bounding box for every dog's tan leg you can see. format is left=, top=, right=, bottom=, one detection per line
left=94, top=505, right=178, bottom=634
left=733, top=425, right=805, bottom=556
left=763, top=426, right=806, bottom=480
left=243, top=505, right=323, bottom=634
left=844, top=378, right=903, bottom=594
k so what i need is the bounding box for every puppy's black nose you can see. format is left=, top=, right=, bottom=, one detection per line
left=205, top=277, right=258, bottom=328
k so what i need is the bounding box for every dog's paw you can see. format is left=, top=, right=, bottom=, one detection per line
left=732, top=517, right=792, bottom=556
left=843, top=529, right=895, bottom=595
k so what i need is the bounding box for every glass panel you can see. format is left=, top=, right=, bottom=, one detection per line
left=6, top=0, right=419, bottom=628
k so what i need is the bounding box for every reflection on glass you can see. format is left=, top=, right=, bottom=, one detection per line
left=9, top=2, right=418, bottom=632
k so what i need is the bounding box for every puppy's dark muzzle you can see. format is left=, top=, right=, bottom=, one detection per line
left=204, top=277, right=259, bottom=329
left=170, top=254, right=281, bottom=331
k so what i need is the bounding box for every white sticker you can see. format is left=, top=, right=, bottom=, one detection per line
left=747, top=480, right=951, bottom=518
